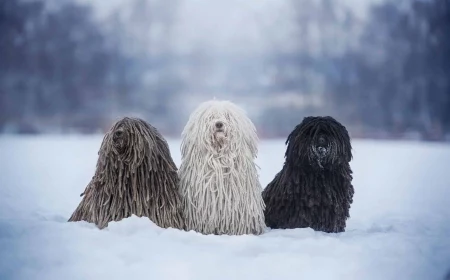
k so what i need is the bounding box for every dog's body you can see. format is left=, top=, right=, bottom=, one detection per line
left=178, top=100, right=266, bottom=235
left=262, top=116, right=354, bottom=233
left=68, top=117, right=184, bottom=230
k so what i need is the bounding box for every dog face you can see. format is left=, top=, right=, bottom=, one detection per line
left=112, top=124, right=128, bottom=155
left=102, top=117, right=160, bottom=166
left=193, top=104, right=233, bottom=152
left=312, top=133, right=330, bottom=162
left=181, top=100, right=259, bottom=158
left=285, top=116, right=352, bottom=169
left=109, top=118, right=140, bottom=159
left=211, top=117, right=229, bottom=150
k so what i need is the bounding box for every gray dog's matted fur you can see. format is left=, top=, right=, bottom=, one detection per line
left=68, top=117, right=184, bottom=230
left=262, top=116, right=354, bottom=233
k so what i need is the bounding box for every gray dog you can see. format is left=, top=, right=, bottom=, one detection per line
left=69, top=117, right=184, bottom=230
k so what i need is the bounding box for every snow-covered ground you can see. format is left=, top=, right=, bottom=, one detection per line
left=1, top=136, right=449, bottom=280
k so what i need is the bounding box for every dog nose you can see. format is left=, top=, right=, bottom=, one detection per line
left=215, top=121, right=223, bottom=129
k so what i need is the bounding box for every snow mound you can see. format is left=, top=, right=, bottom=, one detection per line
left=1, top=136, right=449, bottom=280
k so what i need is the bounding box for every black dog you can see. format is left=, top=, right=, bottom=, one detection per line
left=262, top=116, right=354, bottom=233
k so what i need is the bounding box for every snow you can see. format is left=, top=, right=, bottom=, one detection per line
left=1, top=136, right=450, bottom=280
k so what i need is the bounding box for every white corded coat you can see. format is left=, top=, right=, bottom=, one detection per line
left=178, top=100, right=266, bottom=235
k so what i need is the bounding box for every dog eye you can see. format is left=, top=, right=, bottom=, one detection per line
left=114, top=130, right=123, bottom=138
left=318, top=137, right=326, bottom=145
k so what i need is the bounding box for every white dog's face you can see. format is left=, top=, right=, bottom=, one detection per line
left=212, top=118, right=229, bottom=150
left=181, top=100, right=259, bottom=158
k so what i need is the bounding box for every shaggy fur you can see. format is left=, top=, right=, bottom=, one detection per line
left=68, top=117, right=184, bottom=230
left=178, top=100, right=266, bottom=235
left=262, top=116, right=354, bottom=233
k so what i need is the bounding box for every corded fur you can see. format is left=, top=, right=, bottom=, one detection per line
left=178, top=100, right=266, bottom=235
left=262, top=116, right=354, bottom=233
left=68, top=117, right=185, bottom=230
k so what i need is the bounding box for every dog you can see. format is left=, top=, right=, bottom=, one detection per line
left=262, top=116, right=354, bottom=233
left=178, top=100, right=266, bottom=235
left=68, top=117, right=185, bottom=230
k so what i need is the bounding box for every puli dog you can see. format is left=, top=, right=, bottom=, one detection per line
left=68, top=117, right=185, bottom=230
left=178, top=100, right=266, bottom=235
left=262, top=116, right=354, bottom=233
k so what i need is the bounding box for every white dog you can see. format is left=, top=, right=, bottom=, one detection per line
left=178, top=100, right=266, bottom=235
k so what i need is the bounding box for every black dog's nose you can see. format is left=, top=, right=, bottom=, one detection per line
left=215, top=121, right=223, bottom=129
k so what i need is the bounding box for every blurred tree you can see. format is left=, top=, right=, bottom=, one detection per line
left=0, top=0, right=126, bottom=133
left=0, top=0, right=44, bottom=131
left=325, top=0, right=450, bottom=140
left=103, top=0, right=184, bottom=131
left=261, top=0, right=358, bottom=136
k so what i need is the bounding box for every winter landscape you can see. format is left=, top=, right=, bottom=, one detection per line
left=1, top=136, right=450, bottom=280
left=1, top=0, right=450, bottom=279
